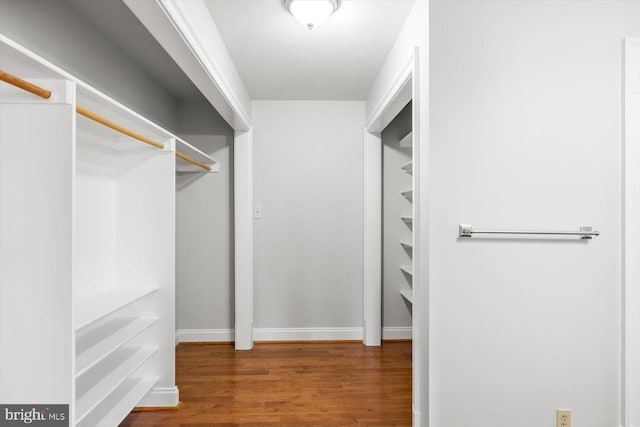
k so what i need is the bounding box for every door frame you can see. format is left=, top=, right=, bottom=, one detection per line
left=363, top=47, right=424, bottom=425
left=623, top=37, right=640, bottom=427
left=363, top=51, right=414, bottom=346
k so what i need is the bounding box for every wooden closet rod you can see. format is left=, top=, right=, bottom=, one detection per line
left=75, top=106, right=165, bottom=150
left=2, top=69, right=211, bottom=171
left=176, top=151, right=212, bottom=172
left=0, top=70, right=52, bottom=99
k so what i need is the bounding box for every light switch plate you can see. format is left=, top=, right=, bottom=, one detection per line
left=254, top=204, right=263, bottom=219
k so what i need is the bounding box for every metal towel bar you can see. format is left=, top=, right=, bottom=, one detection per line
left=458, top=224, right=600, bottom=239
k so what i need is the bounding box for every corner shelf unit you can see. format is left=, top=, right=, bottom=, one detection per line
left=0, top=35, right=212, bottom=425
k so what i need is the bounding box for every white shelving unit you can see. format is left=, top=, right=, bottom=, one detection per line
left=0, top=36, right=218, bottom=423
left=399, top=130, right=413, bottom=311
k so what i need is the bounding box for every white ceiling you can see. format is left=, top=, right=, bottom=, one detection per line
left=204, top=0, right=415, bottom=100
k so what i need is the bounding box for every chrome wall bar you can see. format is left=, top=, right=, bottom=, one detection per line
left=458, top=224, right=600, bottom=239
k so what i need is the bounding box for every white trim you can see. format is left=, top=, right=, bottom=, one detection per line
left=363, top=53, right=415, bottom=349
left=382, top=327, right=413, bottom=340
left=137, top=386, right=180, bottom=407
left=121, top=0, right=251, bottom=131
left=156, top=0, right=251, bottom=130
left=363, top=131, right=382, bottom=346
left=176, top=327, right=366, bottom=342
left=234, top=129, right=254, bottom=350
left=365, top=57, right=413, bottom=131
left=623, top=37, right=640, bottom=427
left=254, top=327, right=363, bottom=341
left=176, top=329, right=234, bottom=343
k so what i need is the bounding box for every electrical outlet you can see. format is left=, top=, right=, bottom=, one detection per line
left=556, top=409, right=571, bottom=427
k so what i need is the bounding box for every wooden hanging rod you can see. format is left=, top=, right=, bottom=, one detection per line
left=176, top=150, right=212, bottom=172
left=1, top=69, right=212, bottom=171
left=76, top=106, right=165, bottom=150
left=0, top=70, right=52, bottom=99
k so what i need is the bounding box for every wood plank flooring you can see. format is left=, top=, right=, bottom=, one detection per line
left=121, top=341, right=412, bottom=426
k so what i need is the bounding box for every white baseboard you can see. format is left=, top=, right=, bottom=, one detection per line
left=382, top=326, right=412, bottom=340
left=176, top=326, right=412, bottom=343
left=176, top=328, right=234, bottom=343
left=137, top=386, right=179, bottom=407
left=253, top=327, right=363, bottom=341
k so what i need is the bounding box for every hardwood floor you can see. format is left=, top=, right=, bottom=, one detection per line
left=121, top=341, right=412, bottom=426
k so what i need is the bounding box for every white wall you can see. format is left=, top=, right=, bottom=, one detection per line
left=0, top=0, right=179, bottom=131
left=429, top=1, right=640, bottom=426
left=176, top=100, right=234, bottom=337
left=252, top=101, right=365, bottom=333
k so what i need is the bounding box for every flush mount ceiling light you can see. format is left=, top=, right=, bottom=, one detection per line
left=283, top=0, right=341, bottom=31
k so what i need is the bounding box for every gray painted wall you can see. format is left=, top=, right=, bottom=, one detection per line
left=252, top=101, right=365, bottom=329
left=176, top=100, right=234, bottom=333
left=0, top=0, right=178, bottom=131
left=382, top=102, right=412, bottom=328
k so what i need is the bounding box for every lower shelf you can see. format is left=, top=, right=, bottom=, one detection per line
left=78, top=377, right=157, bottom=427
left=76, top=346, right=157, bottom=424
left=75, top=286, right=158, bottom=330
left=76, top=316, right=158, bottom=377
left=400, top=290, right=413, bottom=304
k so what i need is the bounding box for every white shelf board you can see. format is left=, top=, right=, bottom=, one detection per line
left=400, top=241, right=413, bottom=250
left=75, top=287, right=158, bottom=330
left=175, top=137, right=219, bottom=173
left=400, top=216, right=413, bottom=224
left=400, top=290, right=413, bottom=304
left=399, top=131, right=412, bottom=148
left=76, top=317, right=157, bottom=377
left=76, top=118, right=163, bottom=153
left=401, top=161, right=413, bottom=174
left=76, top=346, right=157, bottom=424
left=78, top=377, right=157, bottom=427
left=401, top=189, right=413, bottom=200
left=400, top=265, right=413, bottom=276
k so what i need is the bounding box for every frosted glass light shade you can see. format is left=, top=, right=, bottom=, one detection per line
left=284, top=0, right=340, bottom=30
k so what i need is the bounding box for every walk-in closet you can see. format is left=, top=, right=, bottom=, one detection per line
left=2, top=0, right=636, bottom=426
